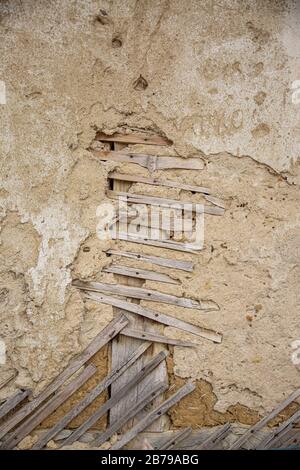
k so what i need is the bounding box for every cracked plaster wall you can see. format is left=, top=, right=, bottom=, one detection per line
left=0, top=0, right=300, bottom=427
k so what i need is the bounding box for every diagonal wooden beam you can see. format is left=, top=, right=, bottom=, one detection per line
left=60, top=351, right=169, bottom=447
left=73, top=280, right=219, bottom=311
left=32, top=342, right=151, bottom=450
left=111, top=382, right=196, bottom=450
left=198, top=423, right=231, bottom=449
left=85, top=291, right=222, bottom=343
left=256, top=409, right=300, bottom=449
left=1, top=365, right=96, bottom=449
left=0, top=389, right=31, bottom=421
left=0, top=314, right=128, bottom=441
left=93, top=382, right=168, bottom=448
left=230, top=387, right=300, bottom=449
left=158, top=427, right=192, bottom=450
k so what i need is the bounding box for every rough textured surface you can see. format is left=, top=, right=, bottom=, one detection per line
left=0, top=0, right=299, bottom=427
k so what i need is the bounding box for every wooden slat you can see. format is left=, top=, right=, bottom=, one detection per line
left=92, top=150, right=204, bottom=171
left=108, top=190, right=224, bottom=216
left=103, top=265, right=179, bottom=284
left=93, top=382, right=168, bottom=447
left=121, top=327, right=196, bottom=348
left=73, top=280, right=218, bottom=311
left=112, top=232, right=201, bottom=253
left=109, top=172, right=210, bottom=194
left=110, top=166, right=168, bottom=436
left=1, top=365, right=96, bottom=450
left=256, top=409, right=300, bottom=449
left=230, top=387, right=300, bottom=449
left=0, top=371, right=18, bottom=391
left=111, top=382, right=196, bottom=450
left=158, top=427, right=192, bottom=450
left=0, top=314, right=128, bottom=441
left=118, top=211, right=195, bottom=232
left=61, top=351, right=168, bottom=446
left=198, top=423, right=231, bottom=450
left=0, top=389, right=31, bottom=421
left=204, top=195, right=226, bottom=209
left=278, top=429, right=300, bottom=449
left=32, top=342, right=151, bottom=450
left=96, top=132, right=172, bottom=146
left=106, top=249, right=194, bottom=272
left=85, top=292, right=222, bottom=343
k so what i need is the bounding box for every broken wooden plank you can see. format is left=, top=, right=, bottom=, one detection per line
left=92, top=150, right=204, bottom=171
left=106, top=249, right=194, bottom=272
left=73, top=280, right=219, bottom=311
left=158, top=427, right=192, bottom=450
left=32, top=342, right=151, bottom=450
left=0, top=389, right=31, bottom=421
left=103, top=264, right=179, bottom=284
left=118, top=210, right=195, bottom=232
left=108, top=172, right=210, bottom=195
left=198, top=423, right=231, bottom=450
left=96, top=132, right=172, bottom=146
left=111, top=382, right=196, bottom=450
left=204, top=195, right=226, bottom=209
left=108, top=190, right=224, bottom=216
left=93, top=382, right=168, bottom=447
left=256, top=409, right=300, bottom=450
left=112, top=232, right=202, bottom=253
left=0, top=371, right=18, bottom=391
left=61, top=351, right=169, bottom=446
left=230, top=387, right=300, bottom=449
left=0, top=314, right=128, bottom=441
left=121, top=327, right=196, bottom=348
left=1, top=364, right=96, bottom=450
left=85, top=291, right=222, bottom=343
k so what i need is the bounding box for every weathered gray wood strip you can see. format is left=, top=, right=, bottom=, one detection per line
left=121, top=327, right=196, bottom=348
left=96, top=132, right=171, bottom=146
left=230, top=387, right=300, bottom=449
left=159, top=427, right=192, bottom=450
left=204, top=195, right=226, bottom=209
left=93, top=150, right=203, bottom=171
left=85, top=292, right=222, bottom=343
left=103, top=265, right=179, bottom=284
left=111, top=382, right=196, bottom=450
left=105, top=249, right=194, bottom=272
left=1, top=365, right=96, bottom=450
left=256, top=409, right=300, bottom=449
left=0, top=314, right=128, bottom=441
left=198, top=423, right=231, bottom=450
left=61, top=351, right=169, bottom=447
left=118, top=211, right=194, bottom=232
left=108, top=172, right=210, bottom=195
left=93, top=382, right=168, bottom=447
left=0, top=371, right=18, bottom=392
left=112, top=231, right=201, bottom=253
left=32, top=342, right=151, bottom=449
left=278, top=429, right=300, bottom=449
left=73, top=280, right=218, bottom=311
left=0, top=389, right=31, bottom=421
left=108, top=190, right=224, bottom=216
